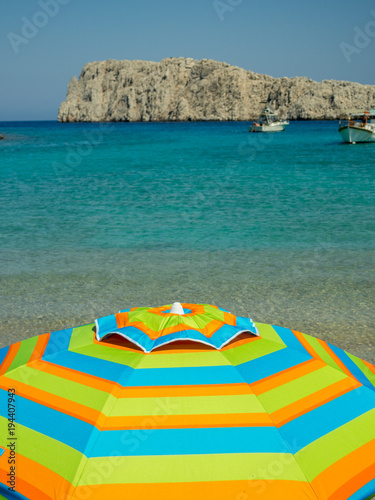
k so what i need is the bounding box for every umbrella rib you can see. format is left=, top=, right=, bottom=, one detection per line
left=216, top=347, right=321, bottom=499
left=68, top=352, right=148, bottom=496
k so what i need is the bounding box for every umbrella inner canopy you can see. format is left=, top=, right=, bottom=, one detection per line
left=95, top=303, right=259, bottom=353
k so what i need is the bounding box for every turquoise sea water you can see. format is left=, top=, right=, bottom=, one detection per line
left=0, top=121, right=374, bottom=362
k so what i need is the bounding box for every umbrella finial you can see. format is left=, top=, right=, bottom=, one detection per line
left=170, top=302, right=185, bottom=315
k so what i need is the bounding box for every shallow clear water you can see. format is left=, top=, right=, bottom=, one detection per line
left=0, top=121, right=374, bottom=362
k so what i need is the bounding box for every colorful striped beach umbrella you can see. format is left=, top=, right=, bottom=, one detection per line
left=1, top=302, right=375, bottom=500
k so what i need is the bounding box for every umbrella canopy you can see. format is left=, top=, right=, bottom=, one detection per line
left=0, top=302, right=375, bottom=500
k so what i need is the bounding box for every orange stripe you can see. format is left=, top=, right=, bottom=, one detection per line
left=71, top=480, right=318, bottom=500
left=0, top=452, right=75, bottom=500
left=312, top=439, right=375, bottom=500
left=95, top=334, right=218, bottom=353
left=94, top=334, right=145, bottom=352
left=292, top=330, right=322, bottom=359
left=118, top=383, right=254, bottom=398
left=329, top=462, right=375, bottom=500
left=0, top=473, right=51, bottom=500
left=30, top=357, right=122, bottom=394
left=0, top=375, right=102, bottom=427
left=271, top=376, right=361, bottom=427
left=115, top=310, right=129, bottom=327
left=120, top=319, right=225, bottom=340
left=131, top=333, right=258, bottom=353
left=140, top=303, right=207, bottom=318
left=151, top=342, right=216, bottom=353
left=0, top=377, right=255, bottom=430
left=0, top=343, right=21, bottom=376
left=223, top=310, right=236, bottom=326
left=28, top=333, right=50, bottom=362
left=115, top=306, right=235, bottom=340
left=317, top=339, right=353, bottom=378
left=363, top=359, right=375, bottom=377
left=96, top=334, right=259, bottom=353
left=103, top=412, right=273, bottom=430
left=220, top=334, right=260, bottom=350
left=250, top=359, right=325, bottom=396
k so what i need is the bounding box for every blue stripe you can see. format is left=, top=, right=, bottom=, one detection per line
left=347, top=477, right=375, bottom=500
left=90, top=426, right=289, bottom=457
left=43, top=328, right=73, bottom=357
left=0, top=389, right=97, bottom=454
left=279, top=386, right=375, bottom=453
left=152, top=328, right=219, bottom=349
left=43, top=346, right=242, bottom=387
left=99, top=324, right=151, bottom=349
left=210, top=323, right=256, bottom=345
left=124, top=364, right=244, bottom=386
left=0, top=346, right=10, bottom=368
left=328, top=343, right=374, bottom=390
left=98, top=323, right=257, bottom=352
left=235, top=316, right=256, bottom=332
left=97, top=315, right=118, bottom=338
left=42, top=350, right=134, bottom=385
left=272, top=325, right=310, bottom=355
left=152, top=329, right=211, bottom=349
left=236, top=347, right=312, bottom=384
left=0, top=447, right=4, bottom=457
left=97, top=311, right=258, bottom=352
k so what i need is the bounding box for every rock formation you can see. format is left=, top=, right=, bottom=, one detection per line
left=58, top=58, right=375, bottom=122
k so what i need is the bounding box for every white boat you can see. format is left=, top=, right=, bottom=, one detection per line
left=249, top=105, right=289, bottom=132
left=339, top=110, right=375, bottom=143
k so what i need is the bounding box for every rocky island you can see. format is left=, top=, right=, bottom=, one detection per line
left=58, top=57, right=375, bottom=122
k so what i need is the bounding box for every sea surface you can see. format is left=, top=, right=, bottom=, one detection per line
left=0, top=120, right=374, bottom=362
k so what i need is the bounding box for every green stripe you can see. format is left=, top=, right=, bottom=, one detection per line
left=347, top=352, right=375, bottom=388
left=222, top=323, right=286, bottom=366
left=295, top=408, right=375, bottom=481
left=127, top=305, right=221, bottom=332
left=139, top=350, right=231, bottom=368
left=222, top=338, right=284, bottom=366
left=111, top=394, right=266, bottom=417
left=7, top=336, right=39, bottom=373
left=302, top=334, right=345, bottom=374
left=8, top=366, right=115, bottom=412
left=258, top=365, right=348, bottom=413
left=69, top=323, right=96, bottom=350
left=0, top=415, right=84, bottom=485
left=256, top=323, right=286, bottom=344
left=78, top=453, right=307, bottom=485
left=69, top=323, right=144, bottom=367
left=73, top=343, right=143, bottom=368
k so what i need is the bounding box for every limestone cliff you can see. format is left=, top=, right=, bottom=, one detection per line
left=58, top=58, right=375, bottom=122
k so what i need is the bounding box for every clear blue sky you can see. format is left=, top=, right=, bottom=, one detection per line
left=1, top=0, right=375, bottom=120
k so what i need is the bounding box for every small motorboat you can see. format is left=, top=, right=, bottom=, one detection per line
left=339, top=110, right=375, bottom=143
left=250, top=105, right=289, bottom=133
